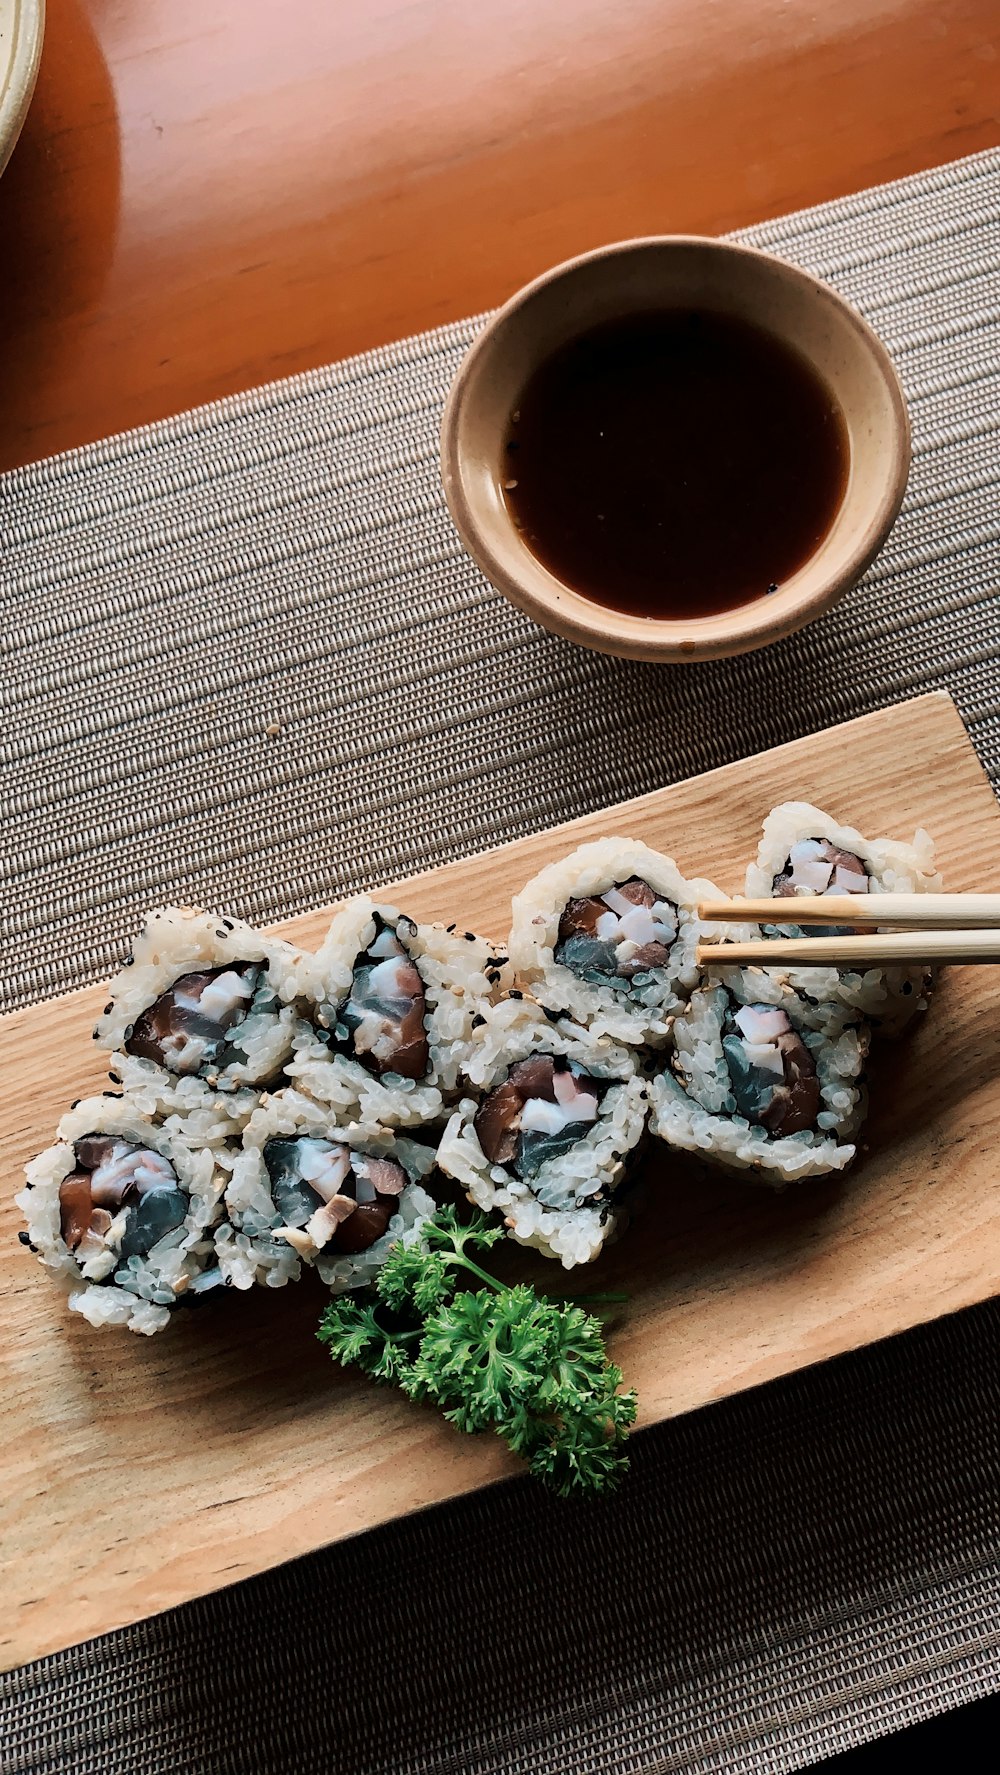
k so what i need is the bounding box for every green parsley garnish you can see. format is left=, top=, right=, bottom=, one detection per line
left=317, top=1207, right=636, bottom=1498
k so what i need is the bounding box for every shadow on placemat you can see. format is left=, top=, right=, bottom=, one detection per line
left=818, top=1691, right=1000, bottom=1771
left=3, top=1295, right=998, bottom=1775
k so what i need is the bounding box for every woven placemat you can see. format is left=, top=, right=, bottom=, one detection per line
left=2, top=147, right=999, bottom=1773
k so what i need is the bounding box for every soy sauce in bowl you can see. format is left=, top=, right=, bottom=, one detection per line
left=501, top=310, right=849, bottom=621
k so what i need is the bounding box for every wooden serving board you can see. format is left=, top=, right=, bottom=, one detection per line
left=3, top=690, right=1000, bottom=1672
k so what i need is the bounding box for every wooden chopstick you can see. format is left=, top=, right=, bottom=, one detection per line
left=698, top=893, right=1000, bottom=930
left=698, top=930, right=1000, bottom=967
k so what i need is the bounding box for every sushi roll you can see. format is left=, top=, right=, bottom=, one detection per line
left=16, top=1097, right=225, bottom=1335
left=438, top=997, right=648, bottom=1267
left=745, top=804, right=940, bottom=1031
left=508, top=837, right=722, bottom=1046
left=287, top=898, right=500, bottom=1127
left=649, top=975, right=869, bottom=1186
left=94, top=907, right=314, bottom=1122
left=215, top=1088, right=437, bottom=1294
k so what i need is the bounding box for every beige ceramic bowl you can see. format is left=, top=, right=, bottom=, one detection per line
left=0, top=0, right=44, bottom=179
left=440, top=237, right=910, bottom=662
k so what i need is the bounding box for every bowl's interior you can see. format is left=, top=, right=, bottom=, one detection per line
left=443, top=239, right=909, bottom=660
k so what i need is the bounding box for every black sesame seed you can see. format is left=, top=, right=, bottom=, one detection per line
left=216, top=930, right=227, bottom=940
left=18, top=1231, right=37, bottom=1251
left=509, top=989, right=523, bottom=1000
left=70, top=1098, right=80, bottom=1109
left=446, top=924, right=457, bottom=933
left=108, top=1072, right=121, bottom=1085
left=465, top=932, right=477, bottom=942
left=103, top=1002, right=113, bottom=1015
left=542, top=1007, right=561, bottom=1023
left=222, top=919, right=234, bottom=930
left=472, top=1014, right=486, bottom=1028
left=767, top=582, right=778, bottom=595
left=103, top=1091, right=123, bottom=1099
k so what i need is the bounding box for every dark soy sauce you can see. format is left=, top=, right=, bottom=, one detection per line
left=502, top=310, right=849, bottom=620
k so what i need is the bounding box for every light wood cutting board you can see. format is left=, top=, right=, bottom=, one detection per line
left=3, top=690, right=999, bottom=1672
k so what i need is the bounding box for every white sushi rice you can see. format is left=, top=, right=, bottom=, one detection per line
left=649, top=981, right=869, bottom=1187
left=110, top=1059, right=260, bottom=1146
left=94, top=906, right=316, bottom=1102
left=437, top=997, right=648, bottom=1267
left=287, top=897, right=501, bottom=1127
left=215, top=1087, right=438, bottom=1292
left=509, top=836, right=727, bottom=1046
left=16, top=1096, right=225, bottom=1335
left=21, top=811, right=941, bottom=1336
left=745, top=803, right=940, bottom=1031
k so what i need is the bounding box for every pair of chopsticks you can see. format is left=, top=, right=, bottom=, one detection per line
left=695, top=894, right=1000, bottom=967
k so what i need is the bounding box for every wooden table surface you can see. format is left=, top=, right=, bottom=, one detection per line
left=0, top=0, right=997, bottom=473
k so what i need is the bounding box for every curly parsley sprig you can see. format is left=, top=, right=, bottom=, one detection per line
left=317, top=1207, right=636, bottom=1497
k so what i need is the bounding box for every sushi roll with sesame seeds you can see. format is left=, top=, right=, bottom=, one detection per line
left=214, top=1088, right=437, bottom=1293
left=648, top=972, right=869, bottom=1188
left=286, top=898, right=502, bottom=1128
left=94, top=907, right=315, bottom=1125
left=508, top=837, right=724, bottom=1046
left=745, top=804, right=940, bottom=1032
left=17, top=1098, right=226, bottom=1335
left=437, top=996, right=647, bottom=1267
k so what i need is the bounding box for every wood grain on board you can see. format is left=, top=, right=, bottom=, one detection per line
left=0, top=0, right=997, bottom=469
left=2, top=690, right=1000, bottom=1671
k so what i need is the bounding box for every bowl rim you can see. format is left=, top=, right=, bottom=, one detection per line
left=0, top=0, right=46, bottom=180
left=440, top=233, right=911, bottom=663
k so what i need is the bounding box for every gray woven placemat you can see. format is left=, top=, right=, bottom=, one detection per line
left=2, top=147, right=999, bottom=1772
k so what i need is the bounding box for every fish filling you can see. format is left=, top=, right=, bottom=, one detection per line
left=722, top=1003, right=820, bottom=1137
left=263, top=1136, right=408, bottom=1254
left=556, top=877, right=679, bottom=989
left=59, top=1135, right=188, bottom=1269
left=126, top=962, right=273, bottom=1077
left=772, top=838, right=870, bottom=936
left=474, top=1055, right=607, bottom=1179
left=335, top=918, right=430, bottom=1081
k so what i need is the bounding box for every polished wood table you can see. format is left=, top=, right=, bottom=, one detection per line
left=0, top=0, right=997, bottom=472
